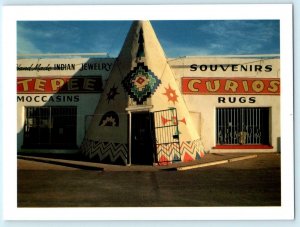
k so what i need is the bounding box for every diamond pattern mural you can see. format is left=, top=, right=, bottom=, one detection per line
left=122, top=63, right=161, bottom=104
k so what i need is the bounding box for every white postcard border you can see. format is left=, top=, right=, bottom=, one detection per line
left=2, top=4, right=294, bottom=220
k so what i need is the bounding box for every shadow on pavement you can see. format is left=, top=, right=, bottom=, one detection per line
left=18, top=155, right=103, bottom=171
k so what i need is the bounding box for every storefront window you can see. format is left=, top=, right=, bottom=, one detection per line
left=216, top=107, right=270, bottom=145
left=23, top=106, right=77, bottom=148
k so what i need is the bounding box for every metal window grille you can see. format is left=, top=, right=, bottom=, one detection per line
left=216, top=107, right=270, bottom=145
left=153, top=108, right=181, bottom=162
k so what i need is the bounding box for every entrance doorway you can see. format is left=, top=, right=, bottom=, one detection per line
left=131, top=111, right=156, bottom=165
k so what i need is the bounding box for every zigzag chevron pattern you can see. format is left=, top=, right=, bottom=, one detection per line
left=180, top=138, right=205, bottom=162
left=156, top=138, right=205, bottom=165
left=80, top=138, right=203, bottom=165
left=156, top=143, right=180, bottom=165
left=156, top=143, right=180, bottom=163
left=81, top=139, right=128, bottom=164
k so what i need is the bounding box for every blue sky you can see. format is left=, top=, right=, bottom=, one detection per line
left=17, top=20, right=280, bottom=57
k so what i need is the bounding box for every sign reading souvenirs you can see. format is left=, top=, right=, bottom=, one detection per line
left=17, top=76, right=103, bottom=93
left=182, top=77, right=280, bottom=95
left=190, top=64, right=273, bottom=72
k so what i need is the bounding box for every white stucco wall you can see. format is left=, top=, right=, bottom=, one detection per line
left=17, top=57, right=114, bottom=151
left=182, top=95, right=280, bottom=153
left=169, top=56, right=280, bottom=153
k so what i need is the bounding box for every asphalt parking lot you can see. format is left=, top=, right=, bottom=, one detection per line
left=17, top=153, right=281, bottom=207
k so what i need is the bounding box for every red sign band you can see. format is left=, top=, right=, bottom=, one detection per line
left=17, top=77, right=103, bottom=94
left=182, top=77, right=280, bottom=95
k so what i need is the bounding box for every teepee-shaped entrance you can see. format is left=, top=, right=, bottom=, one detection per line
left=81, top=21, right=205, bottom=165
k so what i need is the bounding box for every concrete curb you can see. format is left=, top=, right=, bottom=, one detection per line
left=228, top=154, right=258, bottom=163
left=176, top=154, right=258, bottom=171
left=18, top=154, right=258, bottom=172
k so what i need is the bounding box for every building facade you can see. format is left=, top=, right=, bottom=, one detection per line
left=17, top=55, right=280, bottom=157
left=169, top=56, right=280, bottom=153
left=17, top=57, right=115, bottom=152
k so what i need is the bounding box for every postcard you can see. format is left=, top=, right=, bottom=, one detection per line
left=2, top=4, right=294, bottom=221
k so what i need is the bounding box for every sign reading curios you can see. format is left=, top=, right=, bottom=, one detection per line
left=182, top=77, right=280, bottom=95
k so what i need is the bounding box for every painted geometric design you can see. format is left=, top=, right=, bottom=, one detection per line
left=180, top=138, right=205, bottom=162
left=161, top=116, right=186, bottom=126
left=81, top=139, right=128, bottom=164
left=159, top=115, right=185, bottom=136
left=156, top=143, right=180, bottom=165
left=136, top=28, right=145, bottom=58
left=99, top=111, right=119, bottom=126
left=156, top=138, right=205, bottom=165
left=183, top=152, right=194, bottom=162
left=158, top=155, right=169, bottom=166
left=106, top=84, right=119, bottom=103
left=122, top=62, right=161, bottom=104
left=163, top=84, right=179, bottom=105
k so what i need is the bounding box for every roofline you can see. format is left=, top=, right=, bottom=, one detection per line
left=17, top=52, right=109, bottom=57
left=182, top=54, right=280, bottom=58
left=17, top=53, right=280, bottom=59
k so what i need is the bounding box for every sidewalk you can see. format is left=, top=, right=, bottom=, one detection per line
left=17, top=152, right=260, bottom=171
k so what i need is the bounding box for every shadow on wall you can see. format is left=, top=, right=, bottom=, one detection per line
left=17, top=57, right=114, bottom=154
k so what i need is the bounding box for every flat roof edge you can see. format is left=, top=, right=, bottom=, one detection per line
left=181, top=54, right=280, bottom=58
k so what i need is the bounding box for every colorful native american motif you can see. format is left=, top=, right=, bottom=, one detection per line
left=161, top=116, right=186, bottom=126
left=163, top=84, right=179, bottom=105
left=81, top=139, right=128, bottom=164
left=156, top=138, right=204, bottom=165
left=181, top=138, right=205, bottom=162
left=99, top=111, right=119, bottom=127
left=81, top=21, right=206, bottom=166
left=136, top=28, right=145, bottom=58
left=122, top=62, right=161, bottom=104
left=156, top=143, right=181, bottom=165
